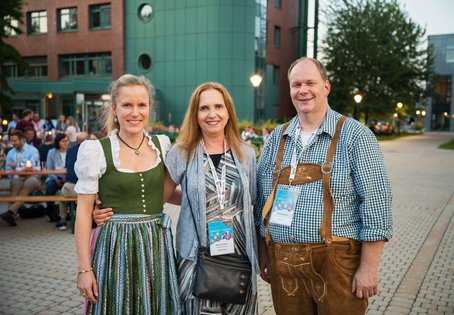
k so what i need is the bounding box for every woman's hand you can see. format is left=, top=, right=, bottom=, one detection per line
left=77, top=270, right=98, bottom=304
left=93, top=199, right=114, bottom=227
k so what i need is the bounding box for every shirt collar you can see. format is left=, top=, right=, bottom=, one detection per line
left=283, top=106, right=341, bottom=140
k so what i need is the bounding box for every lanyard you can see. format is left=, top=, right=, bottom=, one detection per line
left=202, top=138, right=227, bottom=210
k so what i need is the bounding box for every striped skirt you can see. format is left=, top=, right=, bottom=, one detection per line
left=85, top=213, right=181, bottom=315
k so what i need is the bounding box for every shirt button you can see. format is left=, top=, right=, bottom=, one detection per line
left=142, top=199, right=145, bottom=203
left=141, top=184, right=144, bottom=187
left=143, top=204, right=146, bottom=208
left=139, top=173, right=143, bottom=177
left=142, top=189, right=145, bottom=192
left=143, top=209, right=146, bottom=213
left=142, top=194, right=145, bottom=198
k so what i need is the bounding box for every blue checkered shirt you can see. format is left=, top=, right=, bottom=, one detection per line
left=255, top=107, right=393, bottom=243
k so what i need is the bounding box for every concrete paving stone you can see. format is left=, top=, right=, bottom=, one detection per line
left=60, top=299, right=82, bottom=308
left=385, top=306, right=411, bottom=314
left=35, top=311, right=61, bottom=315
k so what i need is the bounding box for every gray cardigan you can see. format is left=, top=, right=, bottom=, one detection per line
left=165, top=141, right=259, bottom=294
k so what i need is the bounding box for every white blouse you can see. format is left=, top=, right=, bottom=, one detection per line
left=74, top=130, right=171, bottom=194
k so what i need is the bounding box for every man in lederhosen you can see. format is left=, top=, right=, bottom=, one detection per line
left=255, top=57, right=393, bottom=315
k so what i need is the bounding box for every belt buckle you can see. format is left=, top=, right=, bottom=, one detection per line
left=321, top=162, right=332, bottom=174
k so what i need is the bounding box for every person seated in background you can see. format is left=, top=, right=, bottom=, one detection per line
left=15, top=109, right=34, bottom=132
left=32, top=112, right=44, bottom=136
left=56, top=114, right=66, bottom=134
left=1, top=130, right=41, bottom=227
left=65, top=116, right=80, bottom=146
left=38, top=133, right=55, bottom=164
left=42, top=117, right=55, bottom=133
left=24, top=126, right=42, bottom=148
left=45, top=133, right=70, bottom=223
left=56, top=132, right=90, bottom=231
left=6, top=114, right=18, bottom=134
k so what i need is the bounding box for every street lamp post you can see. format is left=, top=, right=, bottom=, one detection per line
left=250, top=73, right=263, bottom=122
left=395, top=102, right=404, bottom=135
left=353, top=93, right=363, bottom=121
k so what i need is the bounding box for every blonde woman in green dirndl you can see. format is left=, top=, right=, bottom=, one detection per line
left=74, top=74, right=181, bottom=314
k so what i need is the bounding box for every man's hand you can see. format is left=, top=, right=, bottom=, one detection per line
left=352, top=240, right=384, bottom=299
left=352, top=264, right=378, bottom=298
left=92, top=199, right=113, bottom=227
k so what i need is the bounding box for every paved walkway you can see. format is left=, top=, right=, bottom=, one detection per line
left=0, top=132, right=453, bottom=314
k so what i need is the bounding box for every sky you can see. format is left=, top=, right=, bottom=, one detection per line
left=398, top=0, right=454, bottom=36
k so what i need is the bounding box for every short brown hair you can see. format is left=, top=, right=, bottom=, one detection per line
left=10, top=130, right=24, bottom=139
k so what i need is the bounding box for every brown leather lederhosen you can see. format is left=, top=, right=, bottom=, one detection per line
left=261, top=116, right=367, bottom=315
left=261, top=115, right=347, bottom=246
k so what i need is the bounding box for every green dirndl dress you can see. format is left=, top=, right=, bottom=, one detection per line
left=85, top=136, right=181, bottom=315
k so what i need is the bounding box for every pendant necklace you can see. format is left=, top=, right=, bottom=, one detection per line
left=117, top=133, right=145, bottom=155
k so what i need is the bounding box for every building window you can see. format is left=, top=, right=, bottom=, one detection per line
left=138, top=54, right=152, bottom=71
left=58, top=7, right=78, bottom=32
left=26, top=57, right=48, bottom=77
left=274, top=0, right=282, bottom=9
left=89, top=4, right=111, bottom=30
left=28, top=11, right=48, bottom=35
left=446, top=46, right=454, bottom=63
left=274, top=26, right=281, bottom=48
left=138, top=4, right=153, bottom=23
left=2, top=57, right=48, bottom=78
left=2, top=63, right=22, bottom=77
left=60, top=53, right=112, bottom=77
left=5, top=17, right=19, bottom=37
left=433, top=75, right=452, bottom=106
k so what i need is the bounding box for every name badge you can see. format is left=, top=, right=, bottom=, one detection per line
left=269, top=187, right=299, bottom=226
left=208, top=220, right=235, bottom=256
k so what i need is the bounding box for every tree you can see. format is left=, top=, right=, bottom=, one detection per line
left=321, top=0, right=434, bottom=123
left=0, top=0, right=28, bottom=114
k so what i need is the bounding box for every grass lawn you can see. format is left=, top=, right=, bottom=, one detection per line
left=439, top=139, right=454, bottom=150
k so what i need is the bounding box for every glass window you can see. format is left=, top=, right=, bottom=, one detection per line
left=89, top=4, right=111, bottom=30
left=274, top=26, right=281, bottom=48
left=60, top=53, right=112, bottom=77
left=2, top=57, right=48, bottom=78
left=446, top=46, right=454, bottom=63
left=28, top=11, right=48, bottom=34
left=138, top=4, right=153, bottom=23
left=4, top=17, right=19, bottom=37
left=139, top=54, right=152, bottom=70
left=58, top=7, right=78, bottom=32
left=275, top=0, right=282, bottom=9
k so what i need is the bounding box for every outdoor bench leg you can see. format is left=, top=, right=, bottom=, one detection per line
left=70, top=202, right=76, bottom=234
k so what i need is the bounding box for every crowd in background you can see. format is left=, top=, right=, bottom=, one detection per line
left=0, top=109, right=99, bottom=230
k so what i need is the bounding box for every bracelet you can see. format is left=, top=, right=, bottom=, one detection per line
left=77, top=267, right=93, bottom=275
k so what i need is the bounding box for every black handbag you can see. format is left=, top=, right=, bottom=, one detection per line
left=186, top=165, right=252, bottom=304
left=193, top=247, right=252, bottom=304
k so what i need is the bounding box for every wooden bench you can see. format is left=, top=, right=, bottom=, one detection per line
left=0, top=195, right=77, bottom=233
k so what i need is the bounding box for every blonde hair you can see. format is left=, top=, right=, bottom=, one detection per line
left=176, top=82, right=245, bottom=162
left=66, top=116, right=80, bottom=131
left=102, top=74, right=155, bottom=133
